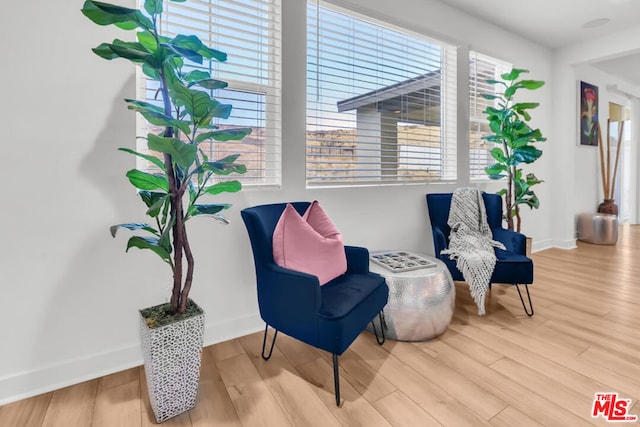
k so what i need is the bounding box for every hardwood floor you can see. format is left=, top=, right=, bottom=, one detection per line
left=3, top=225, right=640, bottom=426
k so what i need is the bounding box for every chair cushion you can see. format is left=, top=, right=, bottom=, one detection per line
left=439, top=248, right=533, bottom=285
left=317, top=272, right=389, bottom=354
left=272, top=201, right=347, bottom=285
left=491, top=248, right=534, bottom=284
left=319, top=273, right=386, bottom=319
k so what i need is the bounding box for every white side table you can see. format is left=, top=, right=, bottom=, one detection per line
left=369, top=252, right=455, bottom=341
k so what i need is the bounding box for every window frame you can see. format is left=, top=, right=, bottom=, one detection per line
left=305, top=0, right=458, bottom=188
left=135, top=0, right=282, bottom=189
left=469, top=50, right=512, bottom=182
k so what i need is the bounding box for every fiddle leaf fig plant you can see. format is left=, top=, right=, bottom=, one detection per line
left=483, top=68, right=546, bottom=233
left=82, top=0, right=250, bottom=317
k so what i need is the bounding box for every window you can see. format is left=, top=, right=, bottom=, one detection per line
left=136, top=0, right=282, bottom=186
left=469, top=51, right=511, bottom=180
left=306, top=1, right=457, bottom=186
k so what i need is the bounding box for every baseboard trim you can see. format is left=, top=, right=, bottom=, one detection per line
left=531, top=238, right=576, bottom=253
left=0, top=345, right=142, bottom=407
left=0, top=313, right=263, bottom=406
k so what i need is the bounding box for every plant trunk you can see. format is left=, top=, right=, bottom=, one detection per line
left=505, top=156, right=515, bottom=232
left=179, top=220, right=195, bottom=314
left=158, top=66, right=186, bottom=315
left=170, top=197, right=184, bottom=313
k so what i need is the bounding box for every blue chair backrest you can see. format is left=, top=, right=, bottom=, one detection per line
left=241, top=202, right=311, bottom=269
left=427, top=192, right=504, bottom=239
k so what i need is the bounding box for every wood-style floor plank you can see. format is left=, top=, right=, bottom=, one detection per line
left=0, top=392, right=51, bottom=427
left=3, top=225, right=640, bottom=426
left=216, top=353, right=292, bottom=427
left=295, top=356, right=392, bottom=427
left=349, top=335, right=492, bottom=427
left=41, top=379, right=97, bottom=427
left=238, top=332, right=342, bottom=427
left=372, top=390, right=441, bottom=427
left=489, top=405, right=543, bottom=427
left=93, top=371, right=141, bottom=427
left=189, top=348, right=241, bottom=427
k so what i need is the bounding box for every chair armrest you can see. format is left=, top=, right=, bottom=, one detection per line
left=257, top=264, right=321, bottom=328
left=492, top=228, right=527, bottom=255
left=432, top=226, right=448, bottom=255
left=345, top=245, right=370, bottom=274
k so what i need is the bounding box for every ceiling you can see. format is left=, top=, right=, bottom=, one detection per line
left=436, top=0, right=640, bottom=86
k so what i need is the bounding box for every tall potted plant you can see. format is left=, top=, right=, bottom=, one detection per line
left=82, top=0, right=250, bottom=422
left=483, top=68, right=546, bottom=233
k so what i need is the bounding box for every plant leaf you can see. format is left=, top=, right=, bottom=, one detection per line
left=147, top=134, right=197, bottom=169
left=512, top=102, right=539, bottom=111
left=512, top=129, right=545, bottom=148
left=94, top=40, right=150, bottom=63
left=189, top=203, right=231, bottom=216
left=171, top=35, right=227, bottom=62
left=167, top=80, right=220, bottom=121
left=195, top=128, right=252, bottom=143
left=143, top=0, right=162, bottom=15
left=525, top=172, right=543, bottom=186
left=92, top=43, right=120, bottom=60
left=137, top=31, right=158, bottom=53
left=203, top=180, right=242, bottom=195
left=146, top=194, right=169, bottom=217
left=110, top=223, right=158, bottom=237
left=183, top=70, right=211, bottom=81
left=490, top=147, right=507, bottom=163
left=188, top=78, right=229, bottom=90
left=126, top=236, right=172, bottom=265
left=139, top=190, right=167, bottom=208
left=119, top=147, right=166, bottom=172
left=511, top=146, right=543, bottom=164
left=126, top=169, right=169, bottom=192
left=198, top=155, right=247, bottom=176
left=485, top=163, right=508, bottom=178
left=501, top=68, right=528, bottom=81
left=519, top=80, right=545, bottom=90
left=142, top=62, right=160, bottom=79
left=81, top=0, right=153, bottom=31
left=125, top=99, right=191, bottom=135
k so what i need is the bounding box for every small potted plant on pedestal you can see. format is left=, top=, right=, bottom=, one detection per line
left=82, top=0, right=250, bottom=422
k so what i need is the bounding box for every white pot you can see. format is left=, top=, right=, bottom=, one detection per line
left=139, top=301, right=205, bottom=423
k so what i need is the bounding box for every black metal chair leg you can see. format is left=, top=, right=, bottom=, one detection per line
left=371, top=311, right=386, bottom=345
left=333, top=353, right=340, bottom=406
left=515, top=284, right=534, bottom=317
left=261, top=324, right=278, bottom=360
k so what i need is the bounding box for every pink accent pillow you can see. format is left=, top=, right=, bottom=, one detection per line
left=273, top=201, right=347, bottom=285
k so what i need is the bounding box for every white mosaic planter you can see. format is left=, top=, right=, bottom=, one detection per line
left=139, top=301, right=205, bottom=423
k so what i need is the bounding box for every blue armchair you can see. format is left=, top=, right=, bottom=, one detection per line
left=241, top=202, right=388, bottom=405
left=426, top=192, right=534, bottom=316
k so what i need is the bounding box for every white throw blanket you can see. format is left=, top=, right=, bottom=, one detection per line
left=441, top=188, right=505, bottom=315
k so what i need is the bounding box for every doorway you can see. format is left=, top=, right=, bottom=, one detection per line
left=608, top=101, right=632, bottom=222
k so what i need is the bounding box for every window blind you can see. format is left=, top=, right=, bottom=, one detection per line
left=469, top=51, right=511, bottom=180
left=136, top=0, right=282, bottom=186
left=306, top=0, right=457, bottom=186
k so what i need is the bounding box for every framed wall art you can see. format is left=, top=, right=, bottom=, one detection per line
left=579, top=81, right=599, bottom=146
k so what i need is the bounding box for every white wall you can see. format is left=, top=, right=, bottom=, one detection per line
left=0, top=0, right=554, bottom=404
left=551, top=26, right=640, bottom=245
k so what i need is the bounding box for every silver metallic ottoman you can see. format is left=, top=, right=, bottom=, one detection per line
left=577, top=212, right=618, bottom=245
left=369, top=253, right=455, bottom=341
